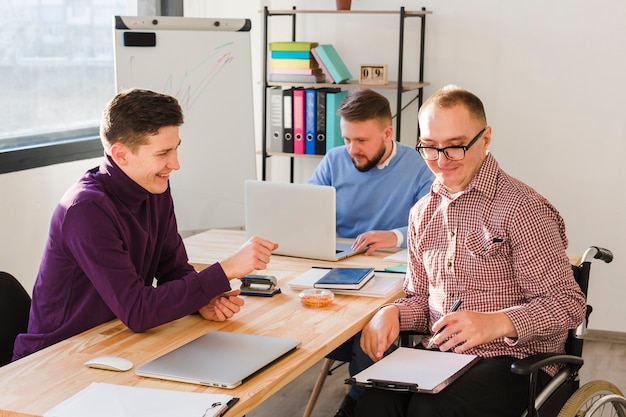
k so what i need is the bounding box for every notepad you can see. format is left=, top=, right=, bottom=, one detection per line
left=313, top=267, right=375, bottom=290
left=350, top=347, right=479, bottom=394
left=44, top=383, right=237, bottom=417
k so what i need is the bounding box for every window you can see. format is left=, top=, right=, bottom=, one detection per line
left=0, top=0, right=136, bottom=173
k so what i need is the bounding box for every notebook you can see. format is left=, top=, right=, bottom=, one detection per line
left=244, top=180, right=364, bottom=261
left=313, top=267, right=375, bottom=290
left=136, top=331, right=301, bottom=389
left=350, top=347, right=479, bottom=394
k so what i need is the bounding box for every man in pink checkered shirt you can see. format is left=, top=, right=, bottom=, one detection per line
left=355, top=85, right=586, bottom=417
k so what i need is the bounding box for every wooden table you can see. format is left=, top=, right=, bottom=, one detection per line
left=0, top=229, right=404, bottom=417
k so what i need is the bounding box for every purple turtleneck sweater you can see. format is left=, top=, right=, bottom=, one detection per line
left=12, top=155, right=231, bottom=361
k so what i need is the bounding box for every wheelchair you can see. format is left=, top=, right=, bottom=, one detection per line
left=510, top=246, right=626, bottom=417
left=305, top=246, right=626, bottom=417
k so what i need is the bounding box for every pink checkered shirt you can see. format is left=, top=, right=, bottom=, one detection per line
left=395, top=153, right=586, bottom=376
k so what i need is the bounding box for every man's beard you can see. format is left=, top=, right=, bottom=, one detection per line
left=352, top=144, right=386, bottom=172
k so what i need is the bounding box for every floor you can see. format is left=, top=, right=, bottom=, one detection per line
left=247, top=339, right=626, bottom=417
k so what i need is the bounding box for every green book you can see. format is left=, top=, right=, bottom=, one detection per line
left=312, top=44, right=352, bottom=84
left=269, top=41, right=319, bottom=52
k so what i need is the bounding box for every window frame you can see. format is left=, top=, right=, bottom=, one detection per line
left=0, top=0, right=181, bottom=175
left=0, top=131, right=103, bottom=174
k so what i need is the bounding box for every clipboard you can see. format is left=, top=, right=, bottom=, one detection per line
left=348, top=347, right=479, bottom=394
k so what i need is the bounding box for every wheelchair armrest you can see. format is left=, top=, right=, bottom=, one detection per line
left=510, top=353, right=584, bottom=375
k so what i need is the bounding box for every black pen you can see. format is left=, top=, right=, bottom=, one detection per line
left=426, top=299, right=463, bottom=349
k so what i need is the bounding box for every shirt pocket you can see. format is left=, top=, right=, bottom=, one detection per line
left=465, top=229, right=507, bottom=258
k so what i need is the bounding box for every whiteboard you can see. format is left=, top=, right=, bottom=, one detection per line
left=114, top=16, right=256, bottom=231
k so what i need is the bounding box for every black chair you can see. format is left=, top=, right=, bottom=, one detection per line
left=0, top=271, right=31, bottom=366
left=511, top=246, right=626, bottom=417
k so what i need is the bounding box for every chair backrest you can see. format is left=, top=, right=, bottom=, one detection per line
left=0, top=271, right=31, bottom=366
left=567, top=253, right=600, bottom=358
left=565, top=263, right=587, bottom=358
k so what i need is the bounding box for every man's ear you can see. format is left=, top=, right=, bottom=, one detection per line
left=110, top=143, right=128, bottom=166
left=383, top=125, right=394, bottom=142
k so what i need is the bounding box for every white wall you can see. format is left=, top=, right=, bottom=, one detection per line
left=0, top=158, right=100, bottom=295
left=2, top=0, right=624, bottom=332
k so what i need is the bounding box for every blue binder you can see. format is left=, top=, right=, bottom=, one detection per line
left=305, top=89, right=317, bottom=154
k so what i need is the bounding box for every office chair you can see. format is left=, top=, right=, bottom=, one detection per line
left=0, top=271, right=31, bottom=366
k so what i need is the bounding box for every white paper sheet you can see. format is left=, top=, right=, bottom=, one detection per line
left=383, top=249, right=408, bottom=263
left=44, top=383, right=235, bottom=417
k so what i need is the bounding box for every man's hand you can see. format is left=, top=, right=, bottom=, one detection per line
left=360, top=305, right=400, bottom=362
left=352, top=230, right=398, bottom=255
left=198, top=289, right=245, bottom=321
left=430, top=310, right=517, bottom=353
left=219, top=236, right=278, bottom=279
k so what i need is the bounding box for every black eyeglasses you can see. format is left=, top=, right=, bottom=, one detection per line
left=416, top=128, right=486, bottom=161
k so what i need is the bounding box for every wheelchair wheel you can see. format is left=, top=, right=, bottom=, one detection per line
left=557, top=380, right=626, bottom=417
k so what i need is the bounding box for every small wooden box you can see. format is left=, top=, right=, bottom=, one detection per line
left=359, top=64, right=388, bottom=85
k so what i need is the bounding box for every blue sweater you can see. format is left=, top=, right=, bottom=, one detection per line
left=309, top=143, right=433, bottom=246
left=13, top=156, right=231, bottom=360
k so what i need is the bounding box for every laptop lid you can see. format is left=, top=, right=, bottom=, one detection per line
left=244, top=180, right=361, bottom=261
left=135, top=331, right=300, bottom=389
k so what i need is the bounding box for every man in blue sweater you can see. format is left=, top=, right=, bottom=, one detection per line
left=13, top=89, right=278, bottom=361
left=310, top=89, right=433, bottom=254
left=309, top=89, right=433, bottom=417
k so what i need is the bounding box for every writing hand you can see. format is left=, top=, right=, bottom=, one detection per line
left=199, top=289, right=245, bottom=322
left=431, top=310, right=517, bottom=353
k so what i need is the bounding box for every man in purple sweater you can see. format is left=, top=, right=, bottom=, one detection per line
left=12, top=89, right=278, bottom=361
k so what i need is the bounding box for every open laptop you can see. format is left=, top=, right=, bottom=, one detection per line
left=136, top=331, right=301, bottom=389
left=245, top=180, right=364, bottom=261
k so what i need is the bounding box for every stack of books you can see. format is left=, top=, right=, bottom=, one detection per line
left=311, top=44, right=353, bottom=84
left=269, top=41, right=325, bottom=83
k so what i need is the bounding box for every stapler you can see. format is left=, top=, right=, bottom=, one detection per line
left=239, top=275, right=281, bottom=297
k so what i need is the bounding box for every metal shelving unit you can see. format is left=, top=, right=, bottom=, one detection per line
left=260, top=7, right=431, bottom=181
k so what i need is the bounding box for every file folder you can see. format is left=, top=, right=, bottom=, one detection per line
left=315, top=88, right=340, bottom=155
left=292, top=88, right=305, bottom=154
left=325, top=90, right=348, bottom=152
left=305, top=89, right=317, bottom=154
left=282, top=88, right=294, bottom=153
left=266, top=87, right=283, bottom=153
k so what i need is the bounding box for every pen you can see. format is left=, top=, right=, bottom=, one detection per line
left=426, top=299, right=463, bottom=349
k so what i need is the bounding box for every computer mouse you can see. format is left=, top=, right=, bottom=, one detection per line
left=84, top=355, right=133, bottom=372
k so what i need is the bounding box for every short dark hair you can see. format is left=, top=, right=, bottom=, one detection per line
left=337, top=89, right=392, bottom=127
left=419, top=85, right=487, bottom=126
left=100, top=88, right=184, bottom=153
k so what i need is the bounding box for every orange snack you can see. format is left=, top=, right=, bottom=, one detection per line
left=299, top=289, right=334, bottom=307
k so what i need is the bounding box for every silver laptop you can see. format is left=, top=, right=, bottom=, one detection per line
left=136, top=331, right=301, bottom=389
left=245, top=180, right=363, bottom=261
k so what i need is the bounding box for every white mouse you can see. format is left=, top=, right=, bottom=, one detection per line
left=84, top=355, right=133, bottom=372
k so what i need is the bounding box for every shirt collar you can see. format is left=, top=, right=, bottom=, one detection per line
left=432, top=152, right=498, bottom=200
left=376, top=140, right=397, bottom=170
left=100, top=154, right=151, bottom=208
